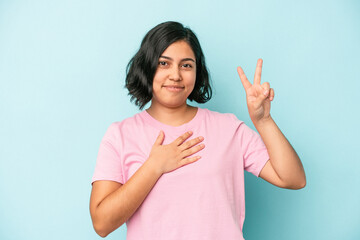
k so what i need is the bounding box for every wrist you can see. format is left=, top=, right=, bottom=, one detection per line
left=252, top=115, right=273, bottom=129
left=144, top=157, right=164, bottom=176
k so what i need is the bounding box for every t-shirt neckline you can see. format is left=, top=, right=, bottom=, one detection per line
left=140, top=107, right=204, bottom=134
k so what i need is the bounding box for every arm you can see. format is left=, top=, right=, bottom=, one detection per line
left=237, top=59, right=306, bottom=189
left=90, top=160, right=162, bottom=238
left=89, top=131, right=205, bottom=237
left=254, top=116, right=306, bottom=189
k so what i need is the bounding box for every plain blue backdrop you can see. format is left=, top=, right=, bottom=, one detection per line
left=1, top=0, right=359, bottom=239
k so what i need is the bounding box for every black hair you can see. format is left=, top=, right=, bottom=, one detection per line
left=125, top=21, right=212, bottom=109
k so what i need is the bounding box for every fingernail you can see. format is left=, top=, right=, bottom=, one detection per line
left=263, top=90, right=269, bottom=96
left=199, top=136, right=204, bottom=141
left=188, top=131, right=193, bottom=135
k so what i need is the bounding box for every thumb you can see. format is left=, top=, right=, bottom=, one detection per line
left=154, top=130, right=165, bottom=145
left=252, top=84, right=268, bottom=107
left=259, top=83, right=270, bottom=100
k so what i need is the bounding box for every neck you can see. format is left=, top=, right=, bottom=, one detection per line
left=146, top=102, right=197, bottom=127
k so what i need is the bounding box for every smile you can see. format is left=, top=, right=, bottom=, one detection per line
left=162, top=85, right=185, bottom=92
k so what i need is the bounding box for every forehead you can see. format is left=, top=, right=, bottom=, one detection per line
left=161, top=41, right=195, bottom=59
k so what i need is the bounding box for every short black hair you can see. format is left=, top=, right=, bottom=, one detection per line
left=125, top=21, right=212, bottom=109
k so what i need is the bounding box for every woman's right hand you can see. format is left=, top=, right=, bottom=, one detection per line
left=147, top=131, right=205, bottom=174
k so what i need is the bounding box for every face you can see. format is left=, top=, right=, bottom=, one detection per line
left=151, top=40, right=196, bottom=109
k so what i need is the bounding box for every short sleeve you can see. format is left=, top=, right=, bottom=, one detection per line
left=239, top=123, right=270, bottom=177
left=91, top=123, right=124, bottom=185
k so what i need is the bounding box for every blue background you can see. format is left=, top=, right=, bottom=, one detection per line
left=1, top=0, right=359, bottom=239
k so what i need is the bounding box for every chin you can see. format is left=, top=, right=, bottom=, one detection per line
left=161, top=100, right=188, bottom=109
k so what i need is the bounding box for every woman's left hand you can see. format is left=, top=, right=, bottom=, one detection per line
left=237, top=58, right=274, bottom=124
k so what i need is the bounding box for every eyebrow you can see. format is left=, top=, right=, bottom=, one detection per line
left=159, top=56, right=195, bottom=63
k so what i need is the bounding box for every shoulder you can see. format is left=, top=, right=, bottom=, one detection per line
left=103, top=111, right=145, bottom=138
left=201, top=108, right=244, bottom=125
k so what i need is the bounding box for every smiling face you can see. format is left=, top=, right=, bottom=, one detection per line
left=151, top=40, right=197, bottom=109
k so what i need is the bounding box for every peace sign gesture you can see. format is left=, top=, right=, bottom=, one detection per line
left=237, top=58, right=274, bottom=124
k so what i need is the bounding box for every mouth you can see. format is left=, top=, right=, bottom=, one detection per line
left=162, top=85, right=185, bottom=92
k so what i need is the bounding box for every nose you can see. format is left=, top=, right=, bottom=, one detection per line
left=169, top=67, right=181, bottom=82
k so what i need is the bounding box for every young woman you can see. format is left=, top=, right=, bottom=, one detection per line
left=89, top=21, right=306, bottom=240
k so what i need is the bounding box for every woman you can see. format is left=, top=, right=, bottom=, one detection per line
left=89, top=21, right=306, bottom=239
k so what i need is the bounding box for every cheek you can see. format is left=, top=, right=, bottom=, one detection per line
left=186, top=73, right=197, bottom=88
left=152, top=73, right=164, bottom=89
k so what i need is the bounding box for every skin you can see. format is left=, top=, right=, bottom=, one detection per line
left=89, top=41, right=306, bottom=237
left=237, top=59, right=306, bottom=189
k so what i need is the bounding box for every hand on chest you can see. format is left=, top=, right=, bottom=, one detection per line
left=122, top=129, right=243, bottom=183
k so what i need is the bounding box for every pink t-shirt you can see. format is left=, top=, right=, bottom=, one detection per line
left=92, top=108, right=269, bottom=240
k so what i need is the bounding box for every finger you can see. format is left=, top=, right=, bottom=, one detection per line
left=254, top=58, right=263, bottom=85
left=174, top=131, right=193, bottom=146
left=154, top=130, right=165, bottom=145
left=270, top=88, right=275, bottom=101
left=261, top=82, right=270, bottom=97
left=237, top=66, right=252, bottom=90
left=178, top=156, right=201, bottom=168
left=180, top=136, right=204, bottom=151
left=254, top=84, right=268, bottom=105
left=181, top=143, right=205, bottom=158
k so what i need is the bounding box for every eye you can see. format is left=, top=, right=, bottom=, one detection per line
left=158, top=61, right=168, bottom=66
left=182, top=63, right=193, bottom=68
